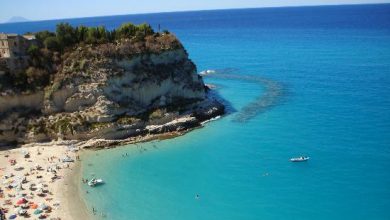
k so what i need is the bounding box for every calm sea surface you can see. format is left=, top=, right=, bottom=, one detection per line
left=1, top=4, right=390, bottom=220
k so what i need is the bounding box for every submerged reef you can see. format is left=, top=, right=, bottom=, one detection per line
left=202, top=70, right=285, bottom=122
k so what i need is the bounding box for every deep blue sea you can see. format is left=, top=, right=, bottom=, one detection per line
left=1, top=4, right=390, bottom=220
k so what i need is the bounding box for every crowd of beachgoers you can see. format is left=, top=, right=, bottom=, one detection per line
left=0, top=142, right=88, bottom=220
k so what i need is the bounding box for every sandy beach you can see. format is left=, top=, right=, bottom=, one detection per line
left=0, top=141, right=90, bottom=220
left=0, top=132, right=189, bottom=220
left=0, top=118, right=222, bottom=220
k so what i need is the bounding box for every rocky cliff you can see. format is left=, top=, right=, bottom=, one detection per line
left=0, top=33, right=224, bottom=147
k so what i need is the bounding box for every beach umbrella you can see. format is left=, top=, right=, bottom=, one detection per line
left=9, top=214, right=17, bottom=219
left=16, top=197, right=27, bottom=205
left=34, top=209, right=43, bottom=215
left=20, top=197, right=27, bottom=202
left=30, top=203, right=38, bottom=209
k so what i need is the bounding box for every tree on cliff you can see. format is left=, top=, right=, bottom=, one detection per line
left=2, top=22, right=160, bottom=93
left=116, top=23, right=154, bottom=40
left=35, top=30, right=56, bottom=45
left=44, top=37, right=61, bottom=51
left=56, top=23, right=77, bottom=49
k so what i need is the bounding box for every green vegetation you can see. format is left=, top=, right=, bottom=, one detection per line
left=34, top=22, right=154, bottom=52
left=1, top=22, right=157, bottom=93
left=43, top=36, right=61, bottom=51
left=53, top=118, right=73, bottom=134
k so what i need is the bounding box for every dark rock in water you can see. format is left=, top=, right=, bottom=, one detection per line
left=203, top=72, right=284, bottom=123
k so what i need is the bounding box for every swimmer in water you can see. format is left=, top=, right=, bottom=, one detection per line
left=195, top=194, right=200, bottom=200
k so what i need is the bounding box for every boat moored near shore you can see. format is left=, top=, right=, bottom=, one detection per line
left=88, top=178, right=104, bottom=187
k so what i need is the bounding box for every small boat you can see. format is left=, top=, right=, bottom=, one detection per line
left=88, top=178, right=104, bottom=187
left=199, top=69, right=216, bottom=76
left=290, top=156, right=310, bottom=162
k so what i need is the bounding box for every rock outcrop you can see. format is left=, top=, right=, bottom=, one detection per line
left=0, top=33, right=224, bottom=147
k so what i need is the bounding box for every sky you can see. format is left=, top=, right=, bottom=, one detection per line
left=1, top=0, right=390, bottom=22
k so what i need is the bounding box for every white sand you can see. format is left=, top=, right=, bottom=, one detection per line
left=0, top=141, right=90, bottom=220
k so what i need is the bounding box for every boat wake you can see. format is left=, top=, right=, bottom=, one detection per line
left=201, top=69, right=285, bottom=123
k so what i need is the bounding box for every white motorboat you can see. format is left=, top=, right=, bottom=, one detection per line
left=88, top=178, right=104, bottom=187
left=199, top=69, right=216, bottom=76
left=290, top=156, right=310, bottom=162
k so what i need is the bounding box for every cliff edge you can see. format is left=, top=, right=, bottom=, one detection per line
left=0, top=23, right=224, bottom=147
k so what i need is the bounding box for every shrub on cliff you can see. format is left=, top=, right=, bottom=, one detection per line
left=44, top=36, right=61, bottom=51
left=116, top=23, right=154, bottom=40
left=25, top=67, right=49, bottom=86
left=27, top=45, right=40, bottom=58
left=56, top=23, right=77, bottom=49
left=84, top=26, right=110, bottom=44
left=36, top=30, right=55, bottom=41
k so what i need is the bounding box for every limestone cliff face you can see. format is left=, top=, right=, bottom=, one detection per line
left=45, top=48, right=205, bottom=117
left=0, top=34, right=224, bottom=146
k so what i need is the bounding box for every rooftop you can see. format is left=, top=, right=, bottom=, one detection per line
left=0, top=33, right=36, bottom=40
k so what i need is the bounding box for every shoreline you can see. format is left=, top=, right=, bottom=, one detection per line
left=0, top=113, right=224, bottom=219
left=57, top=153, right=91, bottom=220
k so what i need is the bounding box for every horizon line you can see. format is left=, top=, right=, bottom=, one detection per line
left=2, top=2, right=390, bottom=25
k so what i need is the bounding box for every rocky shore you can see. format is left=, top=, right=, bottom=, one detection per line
left=64, top=96, right=224, bottom=149
left=0, top=31, right=225, bottom=148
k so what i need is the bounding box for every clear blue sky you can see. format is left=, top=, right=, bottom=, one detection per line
left=1, top=0, right=389, bottom=22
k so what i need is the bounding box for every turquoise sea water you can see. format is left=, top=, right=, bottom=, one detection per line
left=1, top=4, right=390, bottom=220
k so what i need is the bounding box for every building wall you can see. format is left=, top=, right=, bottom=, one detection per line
left=0, top=36, right=10, bottom=58
left=0, top=34, right=36, bottom=72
